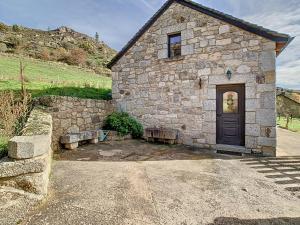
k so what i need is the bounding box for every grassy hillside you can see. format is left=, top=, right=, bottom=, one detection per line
left=0, top=54, right=112, bottom=99
left=0, top=23, right=116, bottom=75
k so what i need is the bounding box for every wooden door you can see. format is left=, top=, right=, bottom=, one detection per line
left=216, top=84, right=245, bottom=146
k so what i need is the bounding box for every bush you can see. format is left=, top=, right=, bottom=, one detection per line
left=5, top=36, right=22, bottom=48
left=0, top=91, right=32, bottom=138
left=68, top=48, right=87, bottom=65
left=79, top=41, right=95, bottom=54
left=0, top=23, right=8, bottom=31
left=39, top=48, right=50, bottom=61
left=57, top=48, right=87, bottom=66
left=12, top=24, right=21, bottom=32
left=0, top=136, right=8, bottom=158
left=103, top=112, right=143, bottom=138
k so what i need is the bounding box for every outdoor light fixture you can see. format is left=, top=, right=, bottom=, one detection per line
left=226, top=69, right=232, bottom=80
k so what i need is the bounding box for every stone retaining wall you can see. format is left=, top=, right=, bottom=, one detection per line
left=0, top=108, right=52, bottom=196
left=35, top=96, right=114, bottom=151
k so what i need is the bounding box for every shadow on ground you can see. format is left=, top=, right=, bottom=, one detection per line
left=242, top=156, right=300, bottom=198
left=55, top=139, right=241, bottom=162
left=208, top=217, right=300, bottom=225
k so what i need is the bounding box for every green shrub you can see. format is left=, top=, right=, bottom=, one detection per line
left=5, top=36, right=22, bottom=48
left=0, top=136, right=8, bottom=158
left=12, top=24, right=21, bottom=32
left=0, top=23, right=8, bottom=31
left=103, top=112, right=143, bottom=138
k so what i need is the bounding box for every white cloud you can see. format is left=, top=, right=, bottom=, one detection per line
left=243, top=7, right=300, bottom=89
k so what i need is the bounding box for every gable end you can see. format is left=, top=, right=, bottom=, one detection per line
left=108, top=0, right=293, bottom=69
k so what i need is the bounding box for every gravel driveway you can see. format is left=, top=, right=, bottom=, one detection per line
left=19, top=140, right=300, bottom=225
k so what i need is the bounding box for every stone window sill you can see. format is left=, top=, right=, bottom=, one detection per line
left=162, top=56, right=184, bottom=62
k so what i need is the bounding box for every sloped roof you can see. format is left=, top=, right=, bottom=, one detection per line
left=108, top=0, right=293, bottom=68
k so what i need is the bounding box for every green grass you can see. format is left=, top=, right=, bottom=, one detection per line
left=0, top=54, right=112, bottom=99
left=277, top=117, right=300, bottom=132
left=0, top=136, right=8, bottom=158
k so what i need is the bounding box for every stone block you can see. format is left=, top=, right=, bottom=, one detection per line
left=65, top=142, right=79, bottom=150
left=199, top=40, right=208, bottom=47
left=0, top=154, right=49, bottom=178
left=182, top=44, right=194, bottom=55
left=207, top=88, right=216, bottom=100
left=216, top=38, right=232, bottom=45
left=219, top=25, right=230, bottom=34
left=260, top=127, right=276, bottom=138
left=256, top=109, right=276, bottom=126
left=249, top=40, right=259, bottom=46
left=246, top=86, right=256, bottom=99
left=8, top=135, right=51, bottom=160
left=203, top=100, right=216, bottom=111
left=182, top=29, right=194, bottom=40
left=1, top=171, right=50, bottom=195
left=262, top=146, right=276, bottom=157
left=257, top=84, right=275, bottom=93
left=158, top=49, right=168, bottom=59
left=264, top=71, right=275, bottom=84
left=260, top=92, right=275, bottom=109
left=198, top=68, right=211, bottom=76
left=258, top=137, right=276, bottom=147
left=260, top=51, right=276, bottom=72
left=237, top=65, right=251, bottom=74
left=245, top=124, right=260, bottom=136
left=89, top=138, right=99, bottom=144
left=60, top=134, right=80, bottom=144
left=246, top=99, right=258, bottom=111
left=245, top=136, right=257, bottom=148
left=245, top=112, right=256, bottom=124
left=203, top=122, right=215, bottom=134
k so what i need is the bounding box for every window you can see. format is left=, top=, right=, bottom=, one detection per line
left=223, top=91, right=238, bottom=113
left=168, top=33, right=181, bottom=58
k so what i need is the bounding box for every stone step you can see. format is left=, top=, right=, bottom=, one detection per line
left=216, top=144, right=251, bottom=154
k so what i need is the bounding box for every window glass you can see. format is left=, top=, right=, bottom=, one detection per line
left=223, top=91, right=238, bottom=113
left=168, top=34, right=181, bottom=58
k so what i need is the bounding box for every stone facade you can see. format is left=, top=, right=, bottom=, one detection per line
left=0, top=109, right=52, bottom=196
left=35, top=96, right=114, bottom=151
left=111, top=2, right=277, bottom=156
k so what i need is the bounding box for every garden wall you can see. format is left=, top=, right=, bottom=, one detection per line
left=35, top=96, right=114, bottom=151
left=0, top=108, right=52, bottom=196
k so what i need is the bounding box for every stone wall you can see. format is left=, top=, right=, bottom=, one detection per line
left=111, top=2, right=277, bottom=156
left=36, top=96, right=114, bottom=151
left=0, top=108, right=52, bottom=196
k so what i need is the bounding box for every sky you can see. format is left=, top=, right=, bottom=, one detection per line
left=0, top=0, right=299, bottom=89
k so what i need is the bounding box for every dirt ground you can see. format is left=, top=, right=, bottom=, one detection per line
left=1, top=130, right=300, bottom=225
left=17, top=138, right=299, bottom=225
left=277, top=128, right=300, bottom=156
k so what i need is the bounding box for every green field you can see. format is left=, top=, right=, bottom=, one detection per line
left=277, top=117, right=300, bottom=132
left=0, top=54, right=112, bottom=99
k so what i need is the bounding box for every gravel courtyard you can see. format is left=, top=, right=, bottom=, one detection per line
left=19, top=138, right=300, bottom=225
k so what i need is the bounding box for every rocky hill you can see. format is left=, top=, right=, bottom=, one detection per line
left=0, top=23, right=116, bottom=76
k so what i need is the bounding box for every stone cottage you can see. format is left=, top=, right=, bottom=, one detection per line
left=108, top=0, right=293, bottom=156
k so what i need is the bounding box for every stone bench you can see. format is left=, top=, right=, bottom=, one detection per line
left=60, top=130, right=100, bottom=150
left=145, top=128, right=179, bottom=144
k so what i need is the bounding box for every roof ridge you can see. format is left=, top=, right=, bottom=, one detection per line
left=108, top=0, right=293, bottom=68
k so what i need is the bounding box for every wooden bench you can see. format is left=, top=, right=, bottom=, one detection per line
left=60, top=130, right=100, bottom=150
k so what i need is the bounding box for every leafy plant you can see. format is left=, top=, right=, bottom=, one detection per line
left=0, top=22, right=8, bottom=31
left=0, top=136, right=8, bottom=158
left=103, top=112, right=143, bottom=138
left=12, top=24, right=21, bottom=32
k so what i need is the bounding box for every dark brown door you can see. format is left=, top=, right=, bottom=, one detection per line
left=216, top=84, right=245, bottom=146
